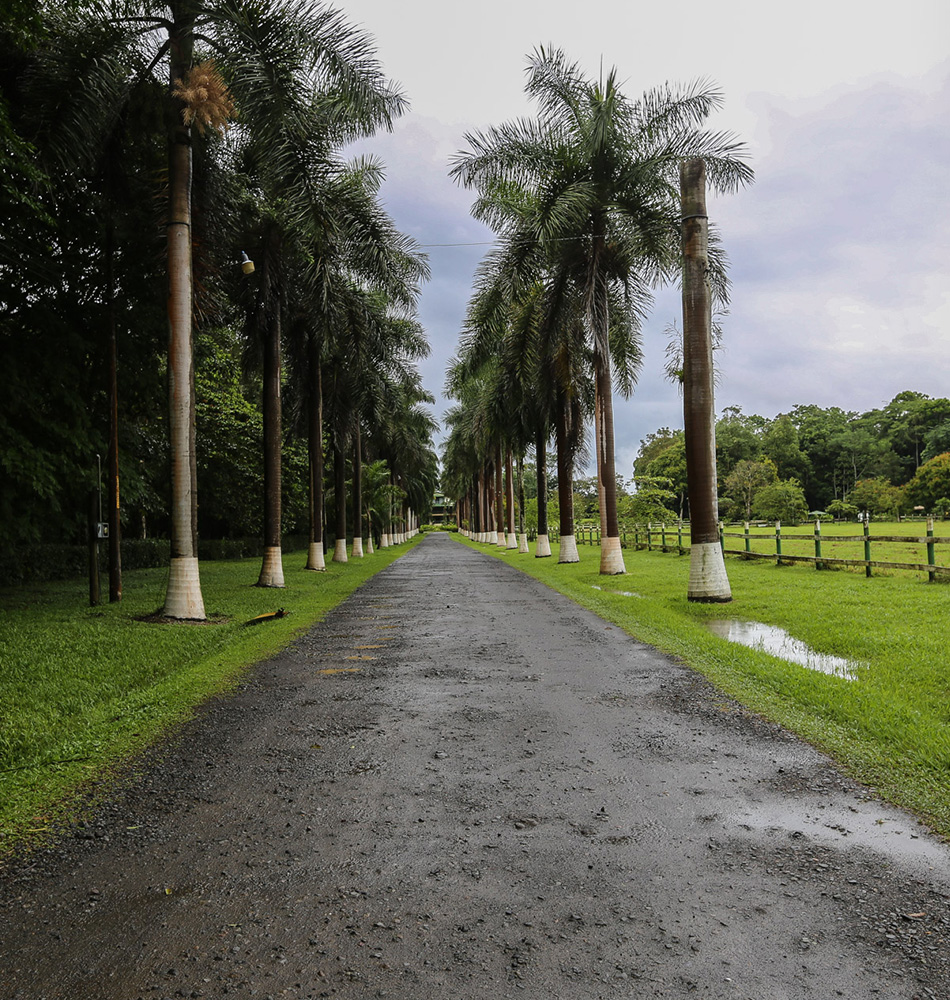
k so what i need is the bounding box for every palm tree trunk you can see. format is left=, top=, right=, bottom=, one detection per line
left=163, top=13, right=205, bottom=619
left=471, top=476, right=480, bottom=538
left=351, top=423, right=364, bottom=557
left=595, top=352, right=625, bottom=574
left=333, top=440, right=348, bottom=562
left=535, top=426, right=551, bottom=557
left=555, top=387, right=578, bottom=563
left=257, top=247, right=284, bottom=588
left=306, top=347, right=325, bottom=570
left=478, top=466, right=487, bottom=541
left=681, top=158, right=731, bottom=602
left=505, top=448, right=517, bottom=548
left=517, top=453, right=529, bottom=553
left=495, top=446, right=505, bottom=547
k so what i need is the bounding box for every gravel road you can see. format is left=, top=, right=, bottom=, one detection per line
left=2, top=532, right=949, bottom=999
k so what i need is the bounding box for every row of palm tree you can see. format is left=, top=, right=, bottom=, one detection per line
left=442, top=48, right=752, bottom=591
left=18, top=0, right=437, bottom=616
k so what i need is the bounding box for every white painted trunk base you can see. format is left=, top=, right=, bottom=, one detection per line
left=164, top=556, right=205, bottom=619
left=367, top=537, right=374, bottom=554
left=599, top=535, right=626, bottom=575
left=351, top=537, right=364, bottom=558
left=518, top=533, right=529, bottom=554
left=558, top=535, right=580, bottom=563
left=306, top=543, right=326, bottom=571
left=506, top=532, right=518, bottom=549
left=535, top=534, right=552, bottom=558
left=688, top=540, right=733, bottom=602
left=496, top=532, right=506, bottom=547
left=380, top=533, right=391, bottom=548
left=257, top=546, right=285, bottom=588
left=332, top=539, right=348, bottom=563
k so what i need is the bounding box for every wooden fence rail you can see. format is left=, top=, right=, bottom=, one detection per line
left=568, top=518, right=950, bottom=581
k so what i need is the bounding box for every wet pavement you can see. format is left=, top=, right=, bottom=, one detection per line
left=1, top=532, right=949, bottom=999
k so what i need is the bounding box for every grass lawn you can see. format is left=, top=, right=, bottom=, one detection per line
left=458, top=533, right=950, bottom=839
left=0, top=541, right=417, bottom=857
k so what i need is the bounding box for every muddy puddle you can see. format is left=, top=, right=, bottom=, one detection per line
left=705, top=619, right=859, bottom=680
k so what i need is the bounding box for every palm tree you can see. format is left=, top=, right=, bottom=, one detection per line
left=281, top=156, right=428, bottom=567
left=452, top=48, right=752, bottom=574
left=39, top=0, right=405, bottom=614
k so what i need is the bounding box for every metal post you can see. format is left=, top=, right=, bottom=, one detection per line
left=814, top=519, right=822, bottom=571
left=864, top=516, right=872, bottom=578
left=775, top=521, right=782, bottom=565
left=88, top=488, right=100, bottom=607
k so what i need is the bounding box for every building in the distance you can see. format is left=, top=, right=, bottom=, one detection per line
left=430, top=492, right=454, bottom=526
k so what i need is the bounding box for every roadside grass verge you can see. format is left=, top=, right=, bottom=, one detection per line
left=458, top=534, right=950, bottom=839
left=0, top=542, right=416, bottom=857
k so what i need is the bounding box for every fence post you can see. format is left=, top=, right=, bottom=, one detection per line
left=661, top=522, right=667, bottom=551
left=744, top=521, right=751, bottom=555
left=863, top=516, right=872, bottom=578
left=775, top=520, right=782, bottom=565
left=927, top=515, right=936, bottom=583
left=814, top=518, right=822, bottom=571
left=678, top=521, right=684, bottom=555
left=719, top=522, right=725, bottom=552
left=646, top=523, right=652, bottom=551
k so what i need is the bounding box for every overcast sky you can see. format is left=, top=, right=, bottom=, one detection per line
left=343, top=0, right=950, bottom=473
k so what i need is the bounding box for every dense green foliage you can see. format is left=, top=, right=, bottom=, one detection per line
left=0, top=1, right=437, bottom=571
left=635, top=392, right=950, bottom=520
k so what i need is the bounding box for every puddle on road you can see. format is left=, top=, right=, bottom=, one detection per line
left=706, top=619, right=859, bottom=680
left=732, top=798, right=950, bottom=874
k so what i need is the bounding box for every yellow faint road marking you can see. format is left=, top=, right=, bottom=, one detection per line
left=316, top=667, right=362, bottom=675
left=354, top=644, right=384, bottom=649
left=344, top=655, right=377, bottom=661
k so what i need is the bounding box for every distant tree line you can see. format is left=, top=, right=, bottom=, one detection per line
left=1, top=1, right=438, bottom=606
left=633, top=392, right=950, bottom=523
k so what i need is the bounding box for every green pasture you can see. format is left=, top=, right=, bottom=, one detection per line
left=0, top=541, right=417, bottom=857
left=459, top=532, right=950, bottom=839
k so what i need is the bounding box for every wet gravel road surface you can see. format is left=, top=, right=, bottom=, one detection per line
left=2, top=533, right=949, bottom=999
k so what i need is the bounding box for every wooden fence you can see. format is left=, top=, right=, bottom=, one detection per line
left=570, top=518, right=950, bottom=581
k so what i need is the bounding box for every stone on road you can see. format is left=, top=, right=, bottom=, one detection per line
left=2, top=533, right=948, bottom=999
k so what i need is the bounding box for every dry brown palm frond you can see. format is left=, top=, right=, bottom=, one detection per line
left=172, top=60, right=236, bottom=135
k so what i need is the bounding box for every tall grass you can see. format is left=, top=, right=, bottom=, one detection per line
left=0, top=543, right=416, bottom=855
left=459, top=534, right=950, bottom=838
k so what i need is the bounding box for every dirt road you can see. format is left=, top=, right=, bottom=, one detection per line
left=2, top=533, right=948, bottom=999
